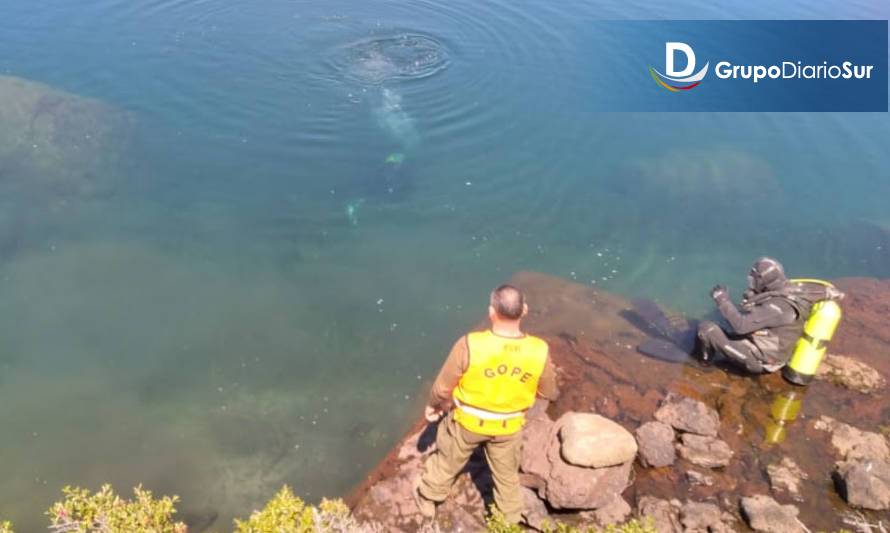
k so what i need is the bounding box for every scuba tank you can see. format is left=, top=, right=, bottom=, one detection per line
left=782, top=279, right=844, bottom=386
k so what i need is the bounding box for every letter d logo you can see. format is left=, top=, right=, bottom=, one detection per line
left=649, top=42, right=709, bottom=92
left=666, top=42, right=695, bottom=77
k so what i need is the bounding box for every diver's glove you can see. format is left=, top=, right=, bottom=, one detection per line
left=711, top=285, right=729, bottom=303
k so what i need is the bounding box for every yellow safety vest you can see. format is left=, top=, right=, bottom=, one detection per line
left=452, top=330, right=549, bottom=436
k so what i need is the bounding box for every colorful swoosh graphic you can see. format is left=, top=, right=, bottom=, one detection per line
left=649, top=67, right=702, bottom=92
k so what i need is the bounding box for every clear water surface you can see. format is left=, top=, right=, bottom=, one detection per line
left=0, top=0, right=888, bottom=529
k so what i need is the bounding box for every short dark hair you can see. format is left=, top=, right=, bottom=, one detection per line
left=490, top=285, right=524, bottom=319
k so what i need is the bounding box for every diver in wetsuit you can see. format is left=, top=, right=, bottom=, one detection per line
left=697, top=257, right=808, bottom=373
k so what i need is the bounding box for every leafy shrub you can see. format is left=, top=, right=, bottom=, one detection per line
left=485, top=507, right=656, bottom=533
left=234, top=486, right=381, bottom=533
left=46, top=484, right=186, bottom=533
left=0, top=520, right=13, bottom=533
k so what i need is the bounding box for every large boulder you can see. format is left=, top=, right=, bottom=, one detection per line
left=635, top=421, right=676, bottom=468
left=544, top=437, right=632, bottom=510
left=740, top=495, right=805, bottom=533
left=834, top=459, right=890, bottom=510
left=558, top=412, right=638, bottom=468
left=654, top=395, right=720, bottom=437
left=676, top=433, right=733, bottom=468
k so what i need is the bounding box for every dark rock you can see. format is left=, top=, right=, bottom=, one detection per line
left=679, top=501, right=735, bottom=533
left=585, top=495, right=632, bottom=527
left=654, top=394, right=720, bottom=437
left=834, top=459, right=890, bottom=511
left=637, top=496, right=682, bottom=533
left=521, top=486, right=554, bottom=531
left=636, top=421, right=676, bottom=468
left=559, top=412, right=638, bottom=468
left=676, top=433, right=733, bottom=468
left=521, top=402, right=555, bottom=481
left=544, top=437, right=631, bottom=510
left=740, top=495, right=805, bottom=533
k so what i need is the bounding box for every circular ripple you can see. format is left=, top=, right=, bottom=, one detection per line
left=329, top=32, right=450, bottom=85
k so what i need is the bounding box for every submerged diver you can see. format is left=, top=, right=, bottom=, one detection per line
left=697, top=257, right=842, bottom=374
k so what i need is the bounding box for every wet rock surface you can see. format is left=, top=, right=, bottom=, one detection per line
left=559, top=412, right=638, bottom=468
left=654, top=395, right=721, bottom=437
left=679, top=500, right=735, bottom=533
left=636, top=421, right=676, bottom=468
left=767, top=457, right=807, bottom=498
left=349, top=273, right=890, bottom=532
left=814, top=416, right=890, bottom=462
left=676, top=434, right=733, bottom=469
left=817, top=354, right=885, bottom=393
left=741, top=495, right=804, bottom=533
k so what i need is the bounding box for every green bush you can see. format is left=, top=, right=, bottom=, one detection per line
left=46, top=484, right=186, bottom=533
left=234, top=486, right=381, bottom=533
left=0, top=520, right=13, bottom=533
left=485, top=507, right=656, bottom=533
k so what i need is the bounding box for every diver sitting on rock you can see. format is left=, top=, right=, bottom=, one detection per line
left=697, top=257, right=842, bottom=374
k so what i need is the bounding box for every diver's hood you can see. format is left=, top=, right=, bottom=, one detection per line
left=747, top=279, right=845, bottom=307
left=748, top=257, right=787, bottom=293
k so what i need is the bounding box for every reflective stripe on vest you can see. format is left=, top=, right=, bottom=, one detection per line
left=452, top=330, right=548, bottom=435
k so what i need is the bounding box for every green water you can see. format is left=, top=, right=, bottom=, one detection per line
left=0, top=0, right=888, bottom=529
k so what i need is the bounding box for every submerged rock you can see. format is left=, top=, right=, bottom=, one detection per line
left=834, top=459, right=890, bottom=511
left=740, top=495, right=805, bottom=533
left=814, top=416, right=890, bottom=462
left=676, top=434, right=733, bottom=469
left=637, top=496, right=682, bottom=533
left=0, top=75, right=129, bottom=198
left=635, top=421, right=676, bottom=468
left=686, top=470, right=715, bottom=487
left=816, top=354, right=885, bottom=394
left=679, top=501, right=735, bottom=533
left=559, top=412, right=638, bottom=468
left=654, top=394, right=720, bottom=437
left=767, top=457, right=807, bottom=498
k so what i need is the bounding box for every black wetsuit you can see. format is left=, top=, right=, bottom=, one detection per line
left=697, top=293, right=804, bottom=373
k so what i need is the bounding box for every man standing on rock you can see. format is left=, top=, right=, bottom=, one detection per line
left=414, top=284, right=559, bottom=523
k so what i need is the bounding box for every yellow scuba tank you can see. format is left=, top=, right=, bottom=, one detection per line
left=782, top=279, right=843, bottom=386
left=763, top=391, right=802, bottom=444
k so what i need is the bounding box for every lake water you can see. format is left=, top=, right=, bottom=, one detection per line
left=1, top=0, right=888, bottom=529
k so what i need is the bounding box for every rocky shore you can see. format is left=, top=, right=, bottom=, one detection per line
left=348, top=272, right=890, bottom=532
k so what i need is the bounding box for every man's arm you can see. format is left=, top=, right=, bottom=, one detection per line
left=714, top=291, right=797, bottom=335
left=427, top=336, right=469, bottom=412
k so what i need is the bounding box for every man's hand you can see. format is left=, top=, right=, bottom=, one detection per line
left=711, top=285, right=729, bottom=302
left=424, top=405, right=444, bottom=423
